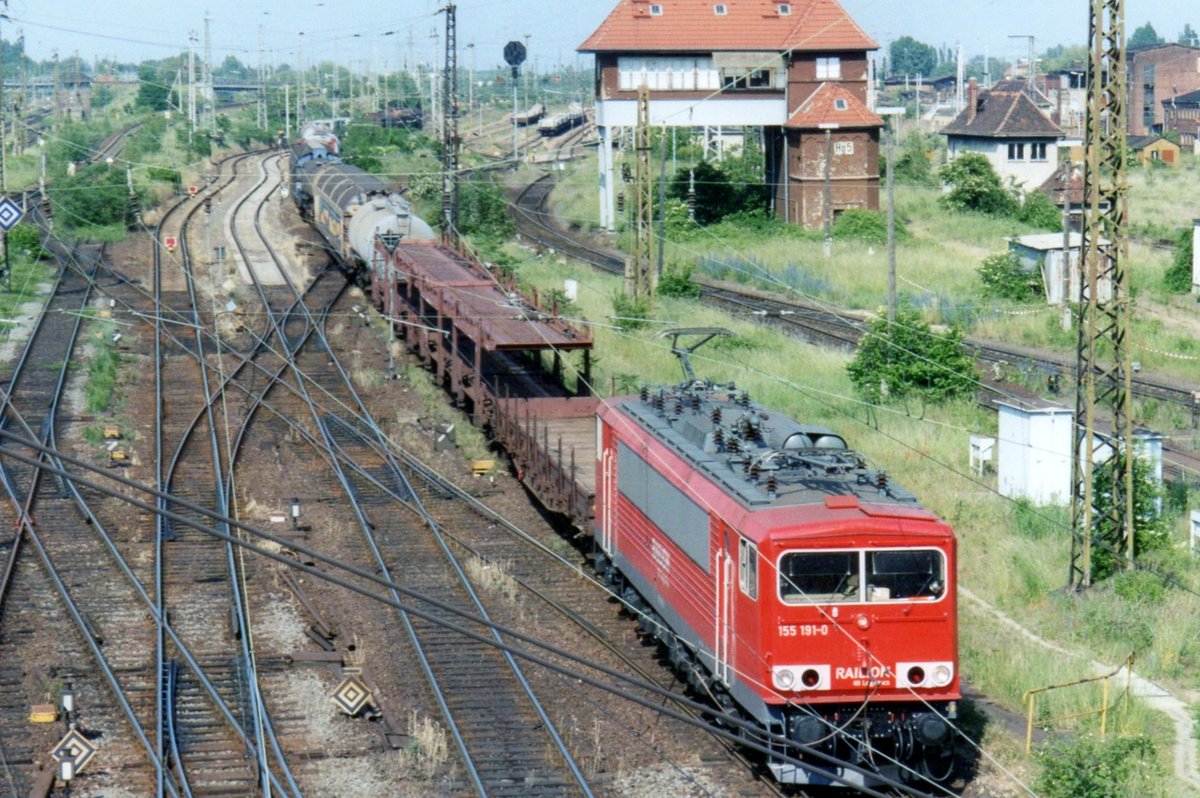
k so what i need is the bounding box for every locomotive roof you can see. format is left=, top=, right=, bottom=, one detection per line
left=615, top=384, right=929, bottom=513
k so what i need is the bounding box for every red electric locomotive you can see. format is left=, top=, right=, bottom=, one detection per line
left=594, top=343, right=959, bottom=787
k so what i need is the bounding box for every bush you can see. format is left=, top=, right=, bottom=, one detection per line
left=939, top=152, right=1018, bottom=215
left=1035, top=734, right=1156, bottom=798
left=611, top=291, right=652, bottom=331
left=51, top=164, right=141, bottom=230
left=831, top=209, right=906, bottom=245
left=1163, top=227, right=1193, bottom=294
left=459, top=176, right=514, bottom=241
left=890, top=132, right=941, bottom=186
left=1018, top=190, right=1064, bottom=231
left=845, top=302, right=977, bottom=404
left=6, top=224, right=48, bottom=260
left=657, top=263, right=702, bottom=298
left=667, top=159, right=768, bottom=226
left=978, top=251, right=1043, bottom=300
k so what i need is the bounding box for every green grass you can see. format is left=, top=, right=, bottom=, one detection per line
left=504, top=237, right=1200, bottom=792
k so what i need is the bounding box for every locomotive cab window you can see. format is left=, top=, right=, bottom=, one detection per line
left=866, top=550, right=944, bottom=601
left=779, top=550, right=859, bottom=603
left=738, top=538, right=758, bottom=599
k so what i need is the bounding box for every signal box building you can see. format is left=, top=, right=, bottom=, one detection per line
left=579, top=0, right=882, bottom=230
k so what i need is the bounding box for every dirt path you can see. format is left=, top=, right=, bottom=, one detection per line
left=960, top=586, right=1200, bottom=789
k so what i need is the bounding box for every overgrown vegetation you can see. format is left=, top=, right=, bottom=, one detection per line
left=845, top=302, right=977, bottom=404
left=1088, top=454, right=1170, bottom=581
left=831, top=209, right=907, bottom=245
left=1035, top=734, right=1157, bottom=798
left=978, top=251, right=1043, bottom=300
left=6, top=224, right=48, bottom=260
left=51, top=163, right=143, bottom=231
left=940, top=152, right=1019, bottom=216
left=611, top=291, right=652, bottom=331
left=656, top=263, right=702, bottom=298
left=85, top=329, right=123, bottom=413
left=1163, top=227, right=1193, bottom=293
left=458, top=176, right=515, bottom=242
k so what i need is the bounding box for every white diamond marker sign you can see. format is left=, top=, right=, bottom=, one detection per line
left=52, top=727, right=98, bottom=774
left=0, top=197, right=23, bottom=232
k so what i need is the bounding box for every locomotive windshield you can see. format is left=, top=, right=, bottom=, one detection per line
left=779, top=548, right=945, bottom=604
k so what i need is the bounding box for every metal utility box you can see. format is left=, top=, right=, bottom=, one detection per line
left=997, top=402, right=1073, bottom=506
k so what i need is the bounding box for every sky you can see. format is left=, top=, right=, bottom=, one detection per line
left=3, top=0, right=1193, bottom=71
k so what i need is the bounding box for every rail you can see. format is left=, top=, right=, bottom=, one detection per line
left=1023, top=651, right=1135, bottom=753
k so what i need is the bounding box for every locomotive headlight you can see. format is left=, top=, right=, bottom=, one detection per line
left=775, top=669, right=795, bottom=690
left=774, top=665, right=829, bottom=691
left=897, top=661, right=954, bottom=688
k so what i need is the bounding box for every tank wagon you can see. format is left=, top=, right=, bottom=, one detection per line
left=289, top=131, right=960, bottom=788
left=289, top=124, right=435, bottom=264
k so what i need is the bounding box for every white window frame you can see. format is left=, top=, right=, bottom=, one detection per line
left=816, top=57, right=841, bottom=80
left=834, top=98, right=848, bottom=111
left=738, top=538, right=758, bottom=600
left=649, top=3, right=663, bottom=14
left=777, top=3, right=792, bottom=14
left=714, top=3, right=728, bottom=15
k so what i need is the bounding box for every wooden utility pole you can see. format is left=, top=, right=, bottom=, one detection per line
left=822, top=127, right=832, bottom=257
left=1070, top=0, right=1133, bottom=588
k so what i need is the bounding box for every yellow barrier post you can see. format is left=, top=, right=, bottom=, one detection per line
left=1025, top=692, right=1036, bottom=755
left=1100, top=676, right=1110, bottom=738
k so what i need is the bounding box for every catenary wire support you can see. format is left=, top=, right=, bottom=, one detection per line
left=1070, top=0, right=1134, bottom=588
left=627, top=84, right=654, bottom=301
left=440, top=2, right=459, bottom=243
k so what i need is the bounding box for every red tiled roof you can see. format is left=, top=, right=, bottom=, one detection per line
left=785, top=83, right=882, bottom=128
left=579, top=0, right=877, bottom=53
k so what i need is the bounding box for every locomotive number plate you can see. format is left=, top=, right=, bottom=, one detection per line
left=778, top=624, right=829, bottom=637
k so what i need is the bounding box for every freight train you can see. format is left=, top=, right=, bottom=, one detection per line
left=512, top=103, right=545, bottom=127
left=537, top=104, right=586, bottom=137
left=287, top=124, right=960, bottom=788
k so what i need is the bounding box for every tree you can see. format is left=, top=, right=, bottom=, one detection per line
left=939, top=152, right=1018, bottom=216
left=846, top=302, right=977, bottom=405
left=135, top=64, right=171, bottom=111
left=668, top=160, right=756, bottom=226
left=1129, top=21, right=1165, bottom=50
left=978, top=251, right=1042, bottom=300
left=1017, top=190, right=1063, bottom=231
left=889, top=36, right=937, bottom=77
left=1179, top=24, right=1200, bottom=47
left=51, top=164, right=139, bottom=230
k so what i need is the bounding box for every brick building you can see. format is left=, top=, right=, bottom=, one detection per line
left=1163, top=88, right=1200, bottom=148
left=1128, top=43, right=1200, bottom=136
left=578, top=0, right=881, bottom=230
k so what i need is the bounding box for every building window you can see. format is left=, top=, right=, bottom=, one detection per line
left=834, top=98, right=848, bottom=111
left=1007, top=142, right=1025, bottom=160
left=739, top=538, right=758, bottom=600
left=714, top=3, right=727, bottom=14
left=777, top=2, right=791, bottom=13
left=649, top=3, right=663, bottom=13
left=1030, top=141, right=1047, bottom=161
left=834, top=140, right=854, bottom=156
left=618, top=56, right=719, bottom=91
left=816, top=57, right=841, bottom=80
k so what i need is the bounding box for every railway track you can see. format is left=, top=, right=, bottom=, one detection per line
left=227, top=151, right=594, bottom=796
left=0, top=244, right=174, bottom=796
left=155, top=150, right=305, bottom=797
left=510, top=173, right=1200, bottom=415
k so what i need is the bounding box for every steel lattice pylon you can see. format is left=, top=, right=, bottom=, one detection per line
left=627, top=85, right=655, bottom=301
left=1070, top=0, right=1134, bottom=588
left=441, top=2, right=459, bottom=243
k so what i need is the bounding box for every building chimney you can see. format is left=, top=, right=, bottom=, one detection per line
left=967, top=78, right=978, bottom=123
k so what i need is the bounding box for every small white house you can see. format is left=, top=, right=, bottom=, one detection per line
left=997, top=401, right=1073, bottom=506
left=942, top=79, right=1064, bottom=193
